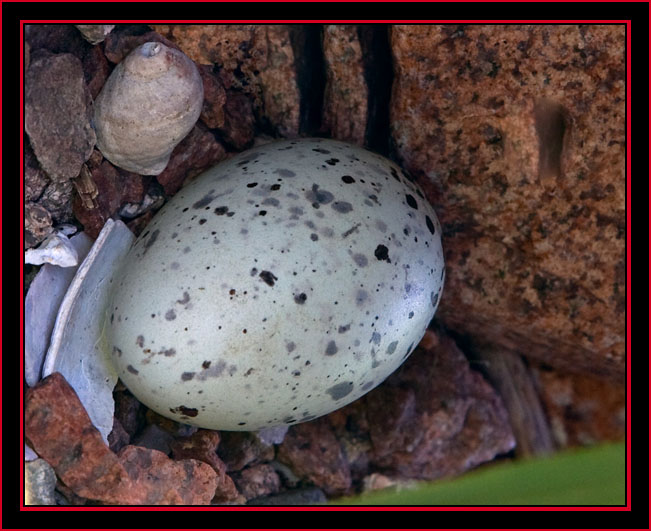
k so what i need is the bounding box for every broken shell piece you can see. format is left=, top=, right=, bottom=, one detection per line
left=25, top=232, right=93, bottom=387
left=24, top=230, right=80, bottom=267
left=93, top=42, right=204, bottom=175
left=25, top=444, right=38, bottom=462
left=42, top=219, right=135, bottom=443
left=75, top=24, right=115, bottom=45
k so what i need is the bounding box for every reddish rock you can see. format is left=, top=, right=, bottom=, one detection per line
left=25, top=373, right=135, bottom=504
left=217, top=431, right=275, bottom=472
left=359, top=328, right=515, bottom=480
left=322, top=24, right=367, bottom=145
left=24, top=202, right=53, bottom=249
left=25, top=51, right=96, bottom=182
left=118, top=445, right=217, bottom=505
left=198, top=65, right=227, bottom=129
left=276, top=417, right=352, bottom=496
left=155, top=122, right=228, bottom=196
left=389, top=24, right=626, bottom=377
left=113, top=385, right=146, bottom=440
left=231, top=463, right=281, bottom=500
left=72, top=158, right=149, bottom=238
left=25, top=373, right=218, bottom=505
left=171, top=430, right=243, bottom=504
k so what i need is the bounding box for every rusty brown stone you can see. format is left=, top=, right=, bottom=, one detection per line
left=389, top=24, right=626, bottom=377
left=231, top=463, right=281, bottom=500
left=25, top=51, right=96, bottom=182
left=155, top=122, right=228, bottom=197
left=170, top=429, right=244, bottom=504
left=25, top=373, right=135, bottom=504
left=198, top=65, right=227, bottom=129
left=276, top=417, right=352, bottom=496
left=322, top=24, right=367, bottom=145
left=118, top=445, right=217, bottom=505
left=107, top=417, right=130, bottom=454
left=25, top=373, right=218, bottom=505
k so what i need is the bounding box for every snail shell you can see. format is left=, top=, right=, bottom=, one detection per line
left=93, top=42, right=204, bottom=175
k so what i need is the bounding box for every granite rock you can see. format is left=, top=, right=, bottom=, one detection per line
left=322, top=25, right=367, bottom=145
left=276, top=417, right=352, bottom=496
left=389, top=24, right=626, bottom=378
left=24, top=140, right=49, bottom=202
left=247, top=487, right=327, bottom=506
left=75, top=24, right=115, bottom=45
left=25, top=51, right=96, bottom=182
left=39, top=179, right=75, bottom=225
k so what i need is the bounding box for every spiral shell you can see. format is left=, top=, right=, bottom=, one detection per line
left=93, top=42, right=204, bottom=175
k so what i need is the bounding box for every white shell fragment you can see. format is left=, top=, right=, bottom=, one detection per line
left=93, top=42, right=204, bottom=175
left=106, top=138, right=445, bottom=431
left=25, top=231, right=80, bottom=267
left=25, top=232, right=93, bottom=387
left=42, top=220, right=135, bottom=443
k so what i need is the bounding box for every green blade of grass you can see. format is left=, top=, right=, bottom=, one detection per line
left=332, top=442, right=625, bottom=506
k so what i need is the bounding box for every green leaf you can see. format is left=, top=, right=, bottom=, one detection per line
left=331, top=442, right=626, bottom=506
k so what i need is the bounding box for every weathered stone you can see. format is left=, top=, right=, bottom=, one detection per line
left=39, top=179, right=75, bottom=225
left=152, top=24, right=300, bottom=137
left=24, top=202, right=53, bottom=249
left=107, top=417, right=130, bottom=454
left=25, top=459, right=58, bottom=505
left=389, top=24, right=626, bottom=377
left=155, top=122, right=228, bottom=196
left=24, top=139, right=49, bottom=202
left=81, top=44, right=111, bottom=99
left=322, top=25, right=367, bottom=145
left=25, top=24, right=88, bottom=57
left=197, top=65, right=227, bottom=129
left=532, top=366, right=626, bottom=447
left=113, top=386, right=146, bottom=440
left=220, top=91, right=256, bottom=150
left=231, top=464, right=281, bottom=500
left=25, top=373, right=135, bottom=504
left=359, top=327, right=515, bottom=480
left=276, top=418, right=352, bottom=496
left=118, top=445, right=217, bottom=505
left=217, top=431, right=275, bottom=472
left=132, top=424, right=175, bottom=455
left=25, top=51, right=96, bottom=182
left=25, top=373, right=218, bottom=505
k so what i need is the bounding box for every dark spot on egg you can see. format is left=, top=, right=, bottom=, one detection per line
left=387, top=341, right=399, bottom=354
left=341, top=175, right=355, bottom=184
left=136, top=335, right=144, bottom=347
left=181, top=372, right=195, bottom=381
left=274, top=169, right=296, bottom=177
left=294, top=293, right=307, bottom=304
left=247, top=182, right=258, bottom=188
left=310, top=233, right=319, bottom=241
left=127, top=365, right=139, bottom=375
left=142, top=229, right=160, bottom=254
left=353, top=253, right=368, bottom=267
left=214, top=206, right=229, bottom=215
left=192, top=191, right=216, bottom=209
left=171, top=406, right=198, bottom=417
left=338, top=324, right=350, bottom=333
left=165, top=309, right=177, bottom=321
left=259, top=270, right=278, bottom=286
left=325, top=340, right=338, bottom=355
left=405, top=194, right=418, bottom=209
left=305, top=184, right=334, bottom=205
left=332, top=201, right=353, bottom=214
left=374, top=244, right=390, bottom=262
left=426, top=215, right=435, bottom=234
left=326, top=381, right=354, bottom=400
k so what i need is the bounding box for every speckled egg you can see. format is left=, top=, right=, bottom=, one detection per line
left=106, top=138, right=445, bottom=430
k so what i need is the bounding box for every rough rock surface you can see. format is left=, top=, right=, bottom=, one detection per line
left=25, top=51, right=96, bottom=182
left=389, top=24, right=626, bottom=377
left=25, top=459, right=58, bottom=505
left=24, top=202, right=53, bottom=249
left=532, top=366, right=626, bottom=447
left=217, top=431, right=275, bottom=472
left=25, top=373, right=217, bottom=505
left=231, top=464, right=281, bottom=500
left=322, top=24, right=367, bottom=145
left=276, top=417, right=352, bottom=496
left=359, top=328, right=516, bottom=479
left=152, top=24, right=300, bottom=137
left=155, top=123, right=228, bottom=196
